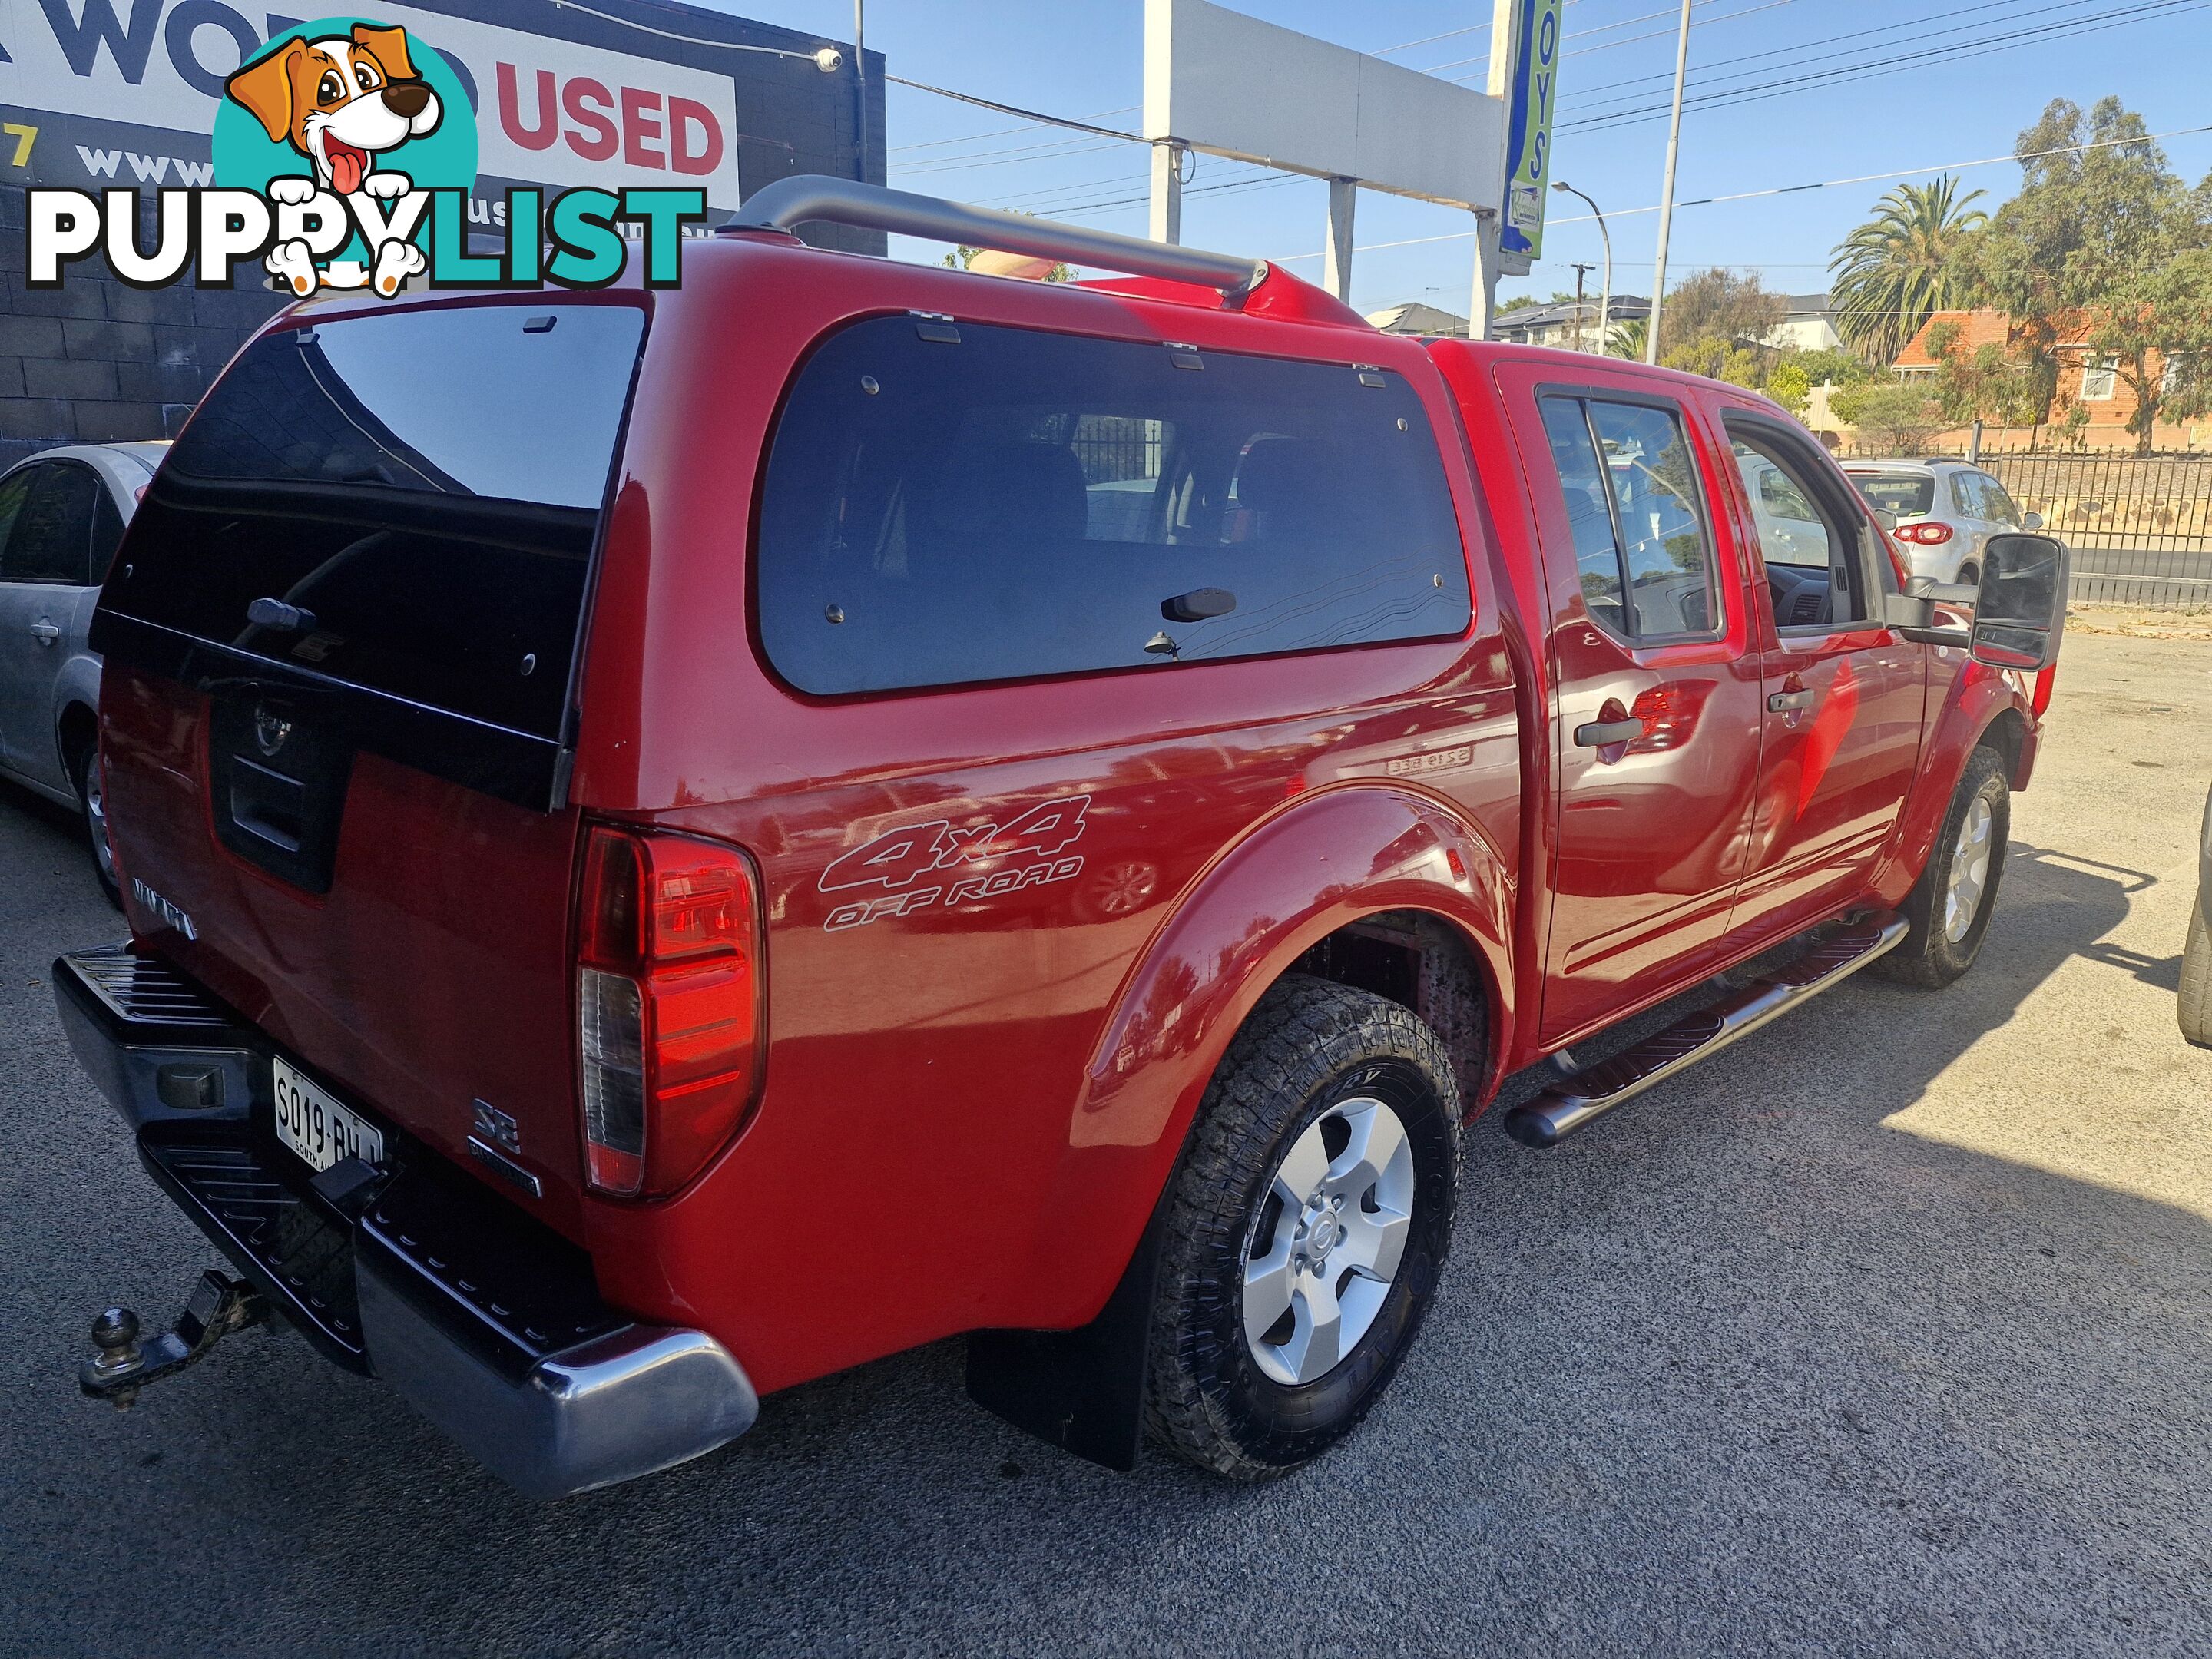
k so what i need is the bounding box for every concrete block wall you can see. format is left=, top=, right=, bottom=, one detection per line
left=0, top=187, right=287, bottom=472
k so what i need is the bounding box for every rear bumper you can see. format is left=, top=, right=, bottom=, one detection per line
left=54, top=943, right=758, bottom=1498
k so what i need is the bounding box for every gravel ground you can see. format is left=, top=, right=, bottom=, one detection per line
left=1, top=631, right=2207, bottom=1657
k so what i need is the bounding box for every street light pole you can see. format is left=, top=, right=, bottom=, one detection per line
left=1553, top=180, right=1611, bottom=359
left=1644, top=0, right=1694, bottom=365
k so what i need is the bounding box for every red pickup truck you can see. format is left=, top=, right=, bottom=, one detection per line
left=56, top=178, right=2066, bottom=1496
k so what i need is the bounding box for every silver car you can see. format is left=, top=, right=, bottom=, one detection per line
left=1843, top=459, right=2043, bottom=588
left=0, top=441, right=166, bottom=902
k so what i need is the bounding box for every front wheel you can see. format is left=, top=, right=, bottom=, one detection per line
left=1874, top=744, right=2008, bottom=988
left=1144, top=975, right=1460, bottom=1479
left=70, top=737, right=121, bottom=910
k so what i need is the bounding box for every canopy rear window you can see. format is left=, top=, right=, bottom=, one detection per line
left=104, top=303, right=644, bottom=740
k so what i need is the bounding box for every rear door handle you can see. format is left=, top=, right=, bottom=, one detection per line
left=1767, top=689, right=1814, bottom=712
left=28, top=618, right=60, bottom=644
left=1574, top=718, right=1645, bottom=747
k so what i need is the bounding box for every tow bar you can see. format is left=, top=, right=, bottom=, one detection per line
left=78, top=1270, right=272, bottom=1409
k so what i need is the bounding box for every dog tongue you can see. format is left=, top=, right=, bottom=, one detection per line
left=329, top=144, right=363, bottom=195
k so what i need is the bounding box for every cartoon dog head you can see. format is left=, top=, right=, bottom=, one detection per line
left=225, top=25, right=442, bottom=196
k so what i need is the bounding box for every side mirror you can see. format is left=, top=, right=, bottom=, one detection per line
left=2021, top=511, right=2045, bottom=531
left=1969, top=533, right=2068, bottom=671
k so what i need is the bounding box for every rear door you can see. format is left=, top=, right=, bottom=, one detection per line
left=1720, top=411, right=1926, bottom=939
left=0, top=459, right=106, bottom=786
left=1495, top=365, right=1766, bottom=1044
left=93, top=300, right=648, bottom=1230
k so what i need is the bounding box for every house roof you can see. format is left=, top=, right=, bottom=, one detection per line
left=1366, top=301, right=1471, bottom=337
left=1494, top=295, right=1652, bottom=330
left=1895, top=308, right=2012, bottom=368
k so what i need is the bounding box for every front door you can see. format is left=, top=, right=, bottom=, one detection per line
left=1720, top=413, right=1926, bottom=939
left=1500, top=368, right=1766, bottom=1045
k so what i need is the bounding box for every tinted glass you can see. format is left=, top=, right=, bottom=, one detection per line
left=1587, top=401, right=1718, bottom=638
left=90, top=485, right=126, bottom=581
left=1730, top=440, right=1832, bottom=571
left=106, top=305, right=644, bottom=738
left=0, top=468, right=41, bottom=575
left=1850, top=472, right=1934, bottom=518
left=1731, top=423, right=1867, bottom=629
left=1538, top=396, right=1628, bottom=635
left=1949, top=471, right=1985, bottom=517
left=757, top=318, right=1472, bottom=695
left=3, top=463, right=101, bottom=584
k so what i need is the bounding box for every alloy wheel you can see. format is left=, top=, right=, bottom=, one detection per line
left=1241, top=1096, right=1416, bottom=1386
left=1943, top=792, right=1992, bottom=943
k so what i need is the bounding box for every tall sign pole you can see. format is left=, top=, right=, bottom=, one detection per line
left=1644, top=0, right=1694, bottom=365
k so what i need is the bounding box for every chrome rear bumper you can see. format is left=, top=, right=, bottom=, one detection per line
left=55, top=942, right=759, bottom=1498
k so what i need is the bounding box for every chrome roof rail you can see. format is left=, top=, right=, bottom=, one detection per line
left=725, top=175, right=1270, bottom=304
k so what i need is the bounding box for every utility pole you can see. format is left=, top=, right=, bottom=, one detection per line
left=853, top=0, right=868, bottom=183
left=1149, top=142, right=1183, bottom=244
left=1569, top=263, right=1596, bottom=352
left=1644, top=0, right=1694, bottom=365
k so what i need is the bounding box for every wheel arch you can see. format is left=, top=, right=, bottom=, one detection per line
left=1875, top=661, right=2035, bottom=909
left=965, top=784, right=1512, bottom=1466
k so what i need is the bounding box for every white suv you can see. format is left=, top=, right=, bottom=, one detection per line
left=1843, top=459, right=2042, bottom=588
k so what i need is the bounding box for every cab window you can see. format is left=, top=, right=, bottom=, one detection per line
left=1727, top=422, right=1872, bottom=631
left=1535, top=393, right=1720, bottom=642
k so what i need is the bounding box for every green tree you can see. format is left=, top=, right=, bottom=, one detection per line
left=1607, top=316, right=1647, bottom=360
left=1765, top=348, right=1876, bottom=415
left=1950, top=97, right=2212, bottom=452
left=1828, top=174, right=1988, bottom=366
left=1661, top=335, right=1765, bottom=389
left=941, top=219, right=1074, bottom=283
left=1656, top=267, right=1786, bottom=358
left=1830, top=380, right=1949, bottom=456
left=1922, top=319, right=2051, bottom=430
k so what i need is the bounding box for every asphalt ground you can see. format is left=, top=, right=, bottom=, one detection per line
left=2, top=632, right=2208, bottom=1657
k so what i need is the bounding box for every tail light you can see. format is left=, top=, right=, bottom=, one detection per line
left=576, top=825, right=763, bottom=1199
left=1896, top=521, right=1954, bottom=545
left=2033, top=664, right=2059, bottom=718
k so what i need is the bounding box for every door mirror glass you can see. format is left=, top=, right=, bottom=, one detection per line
left=1970, top=533, right=2068, bottom=671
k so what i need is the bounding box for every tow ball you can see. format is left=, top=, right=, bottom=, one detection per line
left=78, top=1270, right=272, bottom=1409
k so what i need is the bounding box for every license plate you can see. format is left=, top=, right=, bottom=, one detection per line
left=272, top=1057, right=383, bottom=1174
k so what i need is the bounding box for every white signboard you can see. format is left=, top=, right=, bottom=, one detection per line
left=1142, top=0, right=1505, bottom=213
left=0, top=0, right=745, bottom=205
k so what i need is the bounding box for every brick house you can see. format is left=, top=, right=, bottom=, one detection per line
left=1893, top=308, right=2207, bottom=452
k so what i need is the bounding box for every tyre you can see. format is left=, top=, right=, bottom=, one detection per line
left=1956, top=561, right=1980, bottom=591
left=1873, top=743, right=2008, bottom=988
left=69, top=736, right=121, bottom=910
left=2181, top=896, right=2211, bottom=1049
left=1144, top=973, right=1460, bottom=1479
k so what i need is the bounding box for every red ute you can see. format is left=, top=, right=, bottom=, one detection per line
left=55, top=178, right=2066, bottom=1495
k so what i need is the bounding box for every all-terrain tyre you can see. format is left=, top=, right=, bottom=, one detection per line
left=1873, top=743, right=2008, bottom=988
left=2180, top=899, right=2211, bottom=1049
left=69, top=734, right=121, bottom=910
left=1144, top=974, right=1460, bottom=1480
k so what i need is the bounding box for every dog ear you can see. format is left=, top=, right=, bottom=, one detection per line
left=225, top=42, right=303, bottom=145
left=350, top=22, right=418, bottom=81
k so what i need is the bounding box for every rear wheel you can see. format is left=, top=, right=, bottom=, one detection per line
left=1874, top=744, right=2008, bottom=988
left=2181, top=898, right=2211, bottom=1048
left=69, top=736, right=121, bottom=910
left=1956, top=561, right=1980, bottom=590
left=1144, top=974, right=1459, bottom=1479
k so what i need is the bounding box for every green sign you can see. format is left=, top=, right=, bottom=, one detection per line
left=1499, top=0, right=1562, bottom=262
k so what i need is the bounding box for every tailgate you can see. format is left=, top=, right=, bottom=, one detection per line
left=91, top=297, right=648, bottom=1235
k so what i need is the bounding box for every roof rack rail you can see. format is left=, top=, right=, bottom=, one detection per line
left=724, top=175, right=1270, bottom=306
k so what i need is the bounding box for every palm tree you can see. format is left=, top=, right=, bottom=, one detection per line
left=1607, top=316, right=1647, bottom=360
left=1829, top=175, right=1989, bottom=366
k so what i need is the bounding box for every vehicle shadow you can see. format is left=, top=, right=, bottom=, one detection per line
left=8, top=796, right=2210, bottom=1655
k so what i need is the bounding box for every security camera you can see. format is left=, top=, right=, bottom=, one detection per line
left=813, top=45, right=843, bottom=72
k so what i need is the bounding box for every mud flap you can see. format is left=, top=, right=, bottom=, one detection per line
left=963, top=1189, right=1169, bottom=1472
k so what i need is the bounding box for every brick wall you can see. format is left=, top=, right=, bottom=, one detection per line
left=0, top=186, right=287, bottom=472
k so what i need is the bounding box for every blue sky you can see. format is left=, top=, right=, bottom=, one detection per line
left=719, top=0, right=2212, bottom=318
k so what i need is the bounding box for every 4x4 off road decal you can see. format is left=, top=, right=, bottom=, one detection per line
left=818, top=796, right=1090, bottom=933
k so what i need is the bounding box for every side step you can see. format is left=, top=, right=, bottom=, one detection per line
left=1505, top=914, right=1909, bottom=1148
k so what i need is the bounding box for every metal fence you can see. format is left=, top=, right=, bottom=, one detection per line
left=1982, top=454, right=2212, bottom=608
